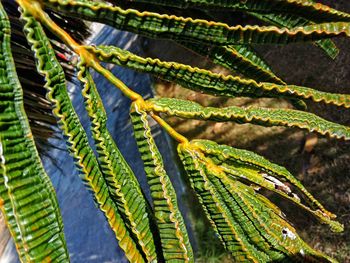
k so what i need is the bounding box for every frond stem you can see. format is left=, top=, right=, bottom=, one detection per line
left=17, top=0, right=142, bottom=101
left=17, top=0, right=81, bottom=52
left=90, top=61, right=142, bottom=101
left=149, top=112, right=188, bottom=144
left=18, top=0, right=190, bottom=147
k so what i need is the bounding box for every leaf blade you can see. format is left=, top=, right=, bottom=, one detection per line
left=130, top=102, right=194, bottom=262
left=43, top=0, right=350, bottom=45
left=178, top=41, right=285, bottom=84
left=0, top=3, right=69, bottom=262
left=21, top=8, right=145, bottom=262
left=77, top=65, right=158, bottom=262
left=124, top=0, right=350, bottom=23
left=149, top=97, right=350, bottom=140
left=192, top=139, right=343, bottom=232
left=178, top=141, right=338, bottom=262
left=88, top=45, right=350, bottom=108
left=248, top=11, right=339, bottom=59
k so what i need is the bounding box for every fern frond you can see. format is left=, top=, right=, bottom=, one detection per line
left=178, top=141, right=338, bottom=262
left=0, top=3, right=68, bottom=261
left=42, top=0, right=350, bottom=45
left=248, top=11, right=339, bottom=59
left=178, top=42, right=285, bottom=84
left=192, top=140, right=343, bottom=232
left=88, top=45, right=350, bottom=107
left=178, top=145, right=270, bottom=262
left=314, top=38, right=339, bottom=59
left=148, top=97, right=350, bottom=140
left=77, top=64, right=158, bottom=262
left=191, top=139, right=343, bottom=232
left=1, top=0, right=346, bottom=262
left=130, top=102, right=194, bottom=262
left=122, top=0, right=350, bottom=23
left=20, top=7, right=145, bottom=262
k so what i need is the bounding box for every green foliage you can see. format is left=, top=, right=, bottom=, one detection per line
left=88, top=44, right=350, bottom=108
left=0, top=3, right=68, bottom=261
left=78, top=66, right=158, bottom=262
left=148, top=98, right=350, bottom=140
left=0, top=0, right=349, bottom=262
left=178, top=141, right=335, bottom=262
left=130, top=103, right=193, bottom=262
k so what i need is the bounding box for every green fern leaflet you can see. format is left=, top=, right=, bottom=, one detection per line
left=0, top=0, right=349, bottom=262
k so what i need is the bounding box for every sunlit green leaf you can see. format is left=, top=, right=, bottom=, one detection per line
left=149, top=97, right=350, bottom=140
left=77, top=65, right=158, bottom=262
left=89, top=45, right=350, bottom=108
left=178, top=140, right=339, bottom=262
left=0, top=3, right=68, bottom=262
left=21, top=7, right=145, bottom=262
left=130, top=102, right=194, bottom=262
